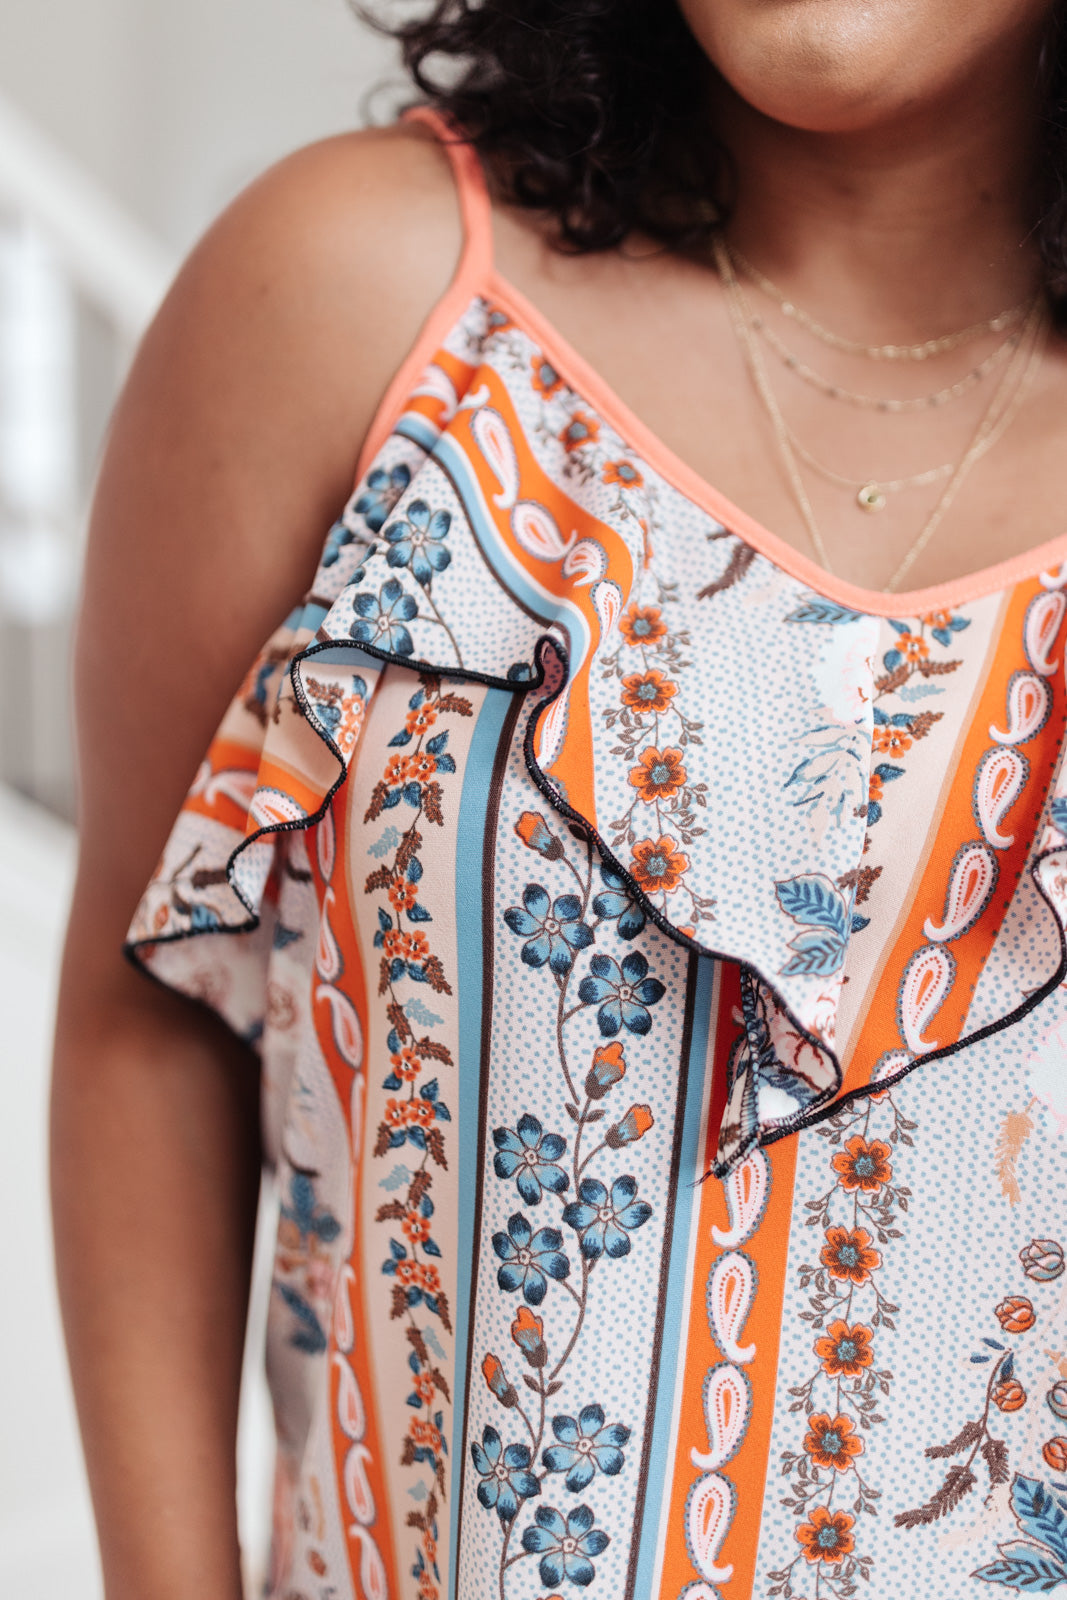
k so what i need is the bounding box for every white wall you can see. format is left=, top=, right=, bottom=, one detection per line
left=0, top=0, right=400, bottom=252
left=0, top=5, right=403, bottom=1592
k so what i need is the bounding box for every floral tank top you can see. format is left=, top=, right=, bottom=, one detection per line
left=127, top=109, right=1067, bottom=1600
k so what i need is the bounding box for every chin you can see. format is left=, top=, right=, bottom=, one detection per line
left=677, top=0, right=1038, bottom=136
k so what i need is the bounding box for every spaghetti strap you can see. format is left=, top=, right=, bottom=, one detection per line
left=403, top=104, right=494, bottom=284
left=350, top=106, right=496, bottom=481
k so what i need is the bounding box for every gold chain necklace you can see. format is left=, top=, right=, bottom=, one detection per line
left=730, top=270, right=1038, bottom=513
left=728, top=242, right=1031, bottom=361
left=713, top=234, right=1048, bottom=589
left=751, top=309, right=1024, bottom=412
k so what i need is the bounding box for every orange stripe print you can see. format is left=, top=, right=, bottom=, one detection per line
left=310, top=774, right=401, bottom=1598
left=447, top=360, right=638, bottom=823
left=658, top=965, right=799, bottom=1599
left=845, top=578, right=1067, bottom=1093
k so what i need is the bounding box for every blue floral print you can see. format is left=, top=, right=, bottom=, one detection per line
left=563, top=1174, right=652, bottom=1260
left=591, top=864, right=647, bottom=940
left=349, top=578, right=418, bottom=656
left=383, top=498, right=453, bottom=586
left=578, top=950, right=665, bottom=1036
left=542, top=1404, right=631, bottom=1491
left=493, top=1211, right=571, bottom=1305
left=321, top=518, right=353, bottom=568
left=775, top=872, right=851, bottom=978
left=504, top=884, right=594, bottom=974
left=973, top=1475, right=1067, bottom=1588
left=353, top=462, right=411, bottom=533
left=473, top=812, right=662, bottom=1592
left=493, top=1114, right=569, bottom=1204
left=471, top=1425, right=541, bottom=1524
left=521, top=1503, right=610, bottom=1588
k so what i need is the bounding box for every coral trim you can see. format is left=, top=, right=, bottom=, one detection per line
left=485, top=271, right=1067, bottom=618
left=351, top=108, right=1067, bottom=615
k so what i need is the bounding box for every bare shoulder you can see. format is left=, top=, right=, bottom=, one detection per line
left=72, top=120, right=464, bottom=956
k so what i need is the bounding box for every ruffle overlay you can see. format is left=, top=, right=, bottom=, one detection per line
left=127, top=305, right=1067, bottom=1173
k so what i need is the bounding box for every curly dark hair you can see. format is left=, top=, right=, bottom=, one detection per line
left=364, top=0, right=1067, bottom=296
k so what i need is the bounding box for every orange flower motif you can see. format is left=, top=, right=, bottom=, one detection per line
left=407, top=751, right=438, bottom=781
left=820, top=1225, right=882, bottom=1285
left=814, top=1319, right=874, bottom=1378
left=831, top=1135, right=893, bottom=1193
left=896, top=631, right=929, bottom=662
left=417, top=1573, right=437, bottom=1600
left=481, top=1353, right=512, bottom=1400
left=382, top=928, right=407, bottom=960
left=412, top=1371, right=436, bottom=1405
left=389, top=876, right=419, bottom=913
left=406, top=702, right=438, bottom=737
left=395, top=1258, right=420, bottom=1287
left=993, top=1379, right=1027, bottom=1413
left=803, top=1411, right=864, bottom=1471
left=1044, top=1437, right=1067, bottom=1472
left=403, top=1208, right=432, bottom=1245
left=385, top=753, right=414, bottom=787
left=796, top=1505, right=855, bottom=1565
left=384, top=1098, right=408, bottom=1129
left=921, top=609, right=954, bottom=630
left=511, top=1305, right=545, bottom=1353
left=559, top=410, right=600, bottom=451
left=531, top=355, right=564, bottom=397
left=995, top=1295, right=1036, bottom=1333
left=407, top=1099, right=436, bottom=1128
left=868, top=770, right=884, bottom=806
left=416, top=1263, right=441, bottom=1293
left=401, top=931, right=430, bottom=962
left=619, top=604, right=667, bottom=647
left=630, top=835, right=690, bottom=895
left=873, top=725, right=913, bottom=758
left=628, top=747, right=688, bottom=803
left=337, top=698, right=365, bottom=755
left=620, top=670, right=678, bottom=714
left=392, top=1047, right=423, bottom=1081
left=603, top=460, right=644, bottom=489
left=409, top=1417, right=444, bottom=1455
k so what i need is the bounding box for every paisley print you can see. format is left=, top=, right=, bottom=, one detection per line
left=122, top=110, right=1067, bottom=1600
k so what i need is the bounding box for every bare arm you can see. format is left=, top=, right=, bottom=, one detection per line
left=50, top=124, right=461, bottom=1598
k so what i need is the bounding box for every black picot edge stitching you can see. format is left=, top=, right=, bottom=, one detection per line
left=125, top=623, right=1067, bottom=1175
left=122, top=631, right=544, bottom=971
left=518, top=635, right=1067, bottom=1168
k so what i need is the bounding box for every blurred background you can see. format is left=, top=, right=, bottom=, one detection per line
left=0, top=4, right=398, bottom=1594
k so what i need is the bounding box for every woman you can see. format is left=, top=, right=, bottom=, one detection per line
left=52, top=1, right=1067, bottom=1596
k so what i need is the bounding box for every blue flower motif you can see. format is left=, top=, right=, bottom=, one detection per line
left=321, top=518, right=354, bottom=568
left=349, top=578, right=418, bottom=657
left=470, top=1425, right=540, bottom=1523
left=353, top=463, right=411, bottom=533
left=521, top=1503, right=610, bottom=1589
left=493, top=1114, right=569, bottom=1205
left=383, top=499, right=453, bottom=587
left=542, top=1403, right=631, bottom=1492
left=503, top=884, right=594, bottom=975
left=562, top=1174, right=652, bottom=1260
left=592, top=865, right=646, bottom=940
left=578, top=951, right=665, bottom=1036
left=493, top=1211, right=571, bottom=1305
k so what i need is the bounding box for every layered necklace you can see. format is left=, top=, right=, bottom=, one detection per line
left=712, top=235, right=1048, bottom=590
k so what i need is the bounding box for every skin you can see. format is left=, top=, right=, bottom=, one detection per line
left=52, top=5, right=1064, bottom=1595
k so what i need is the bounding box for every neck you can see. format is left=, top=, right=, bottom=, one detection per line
left=714, top=50, right=1045, bottom=339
